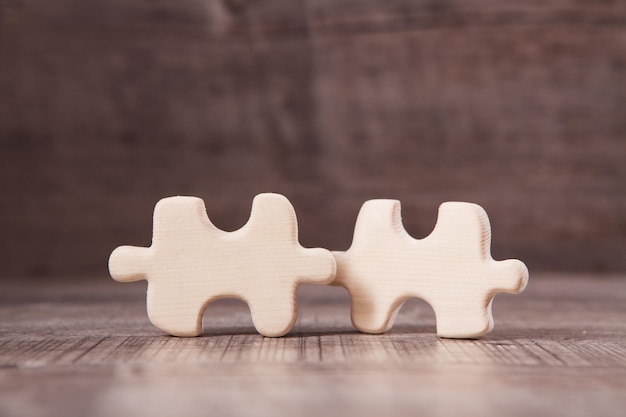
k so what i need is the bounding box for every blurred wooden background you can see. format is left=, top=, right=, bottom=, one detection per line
left=1, top=0, right=625, bottom=279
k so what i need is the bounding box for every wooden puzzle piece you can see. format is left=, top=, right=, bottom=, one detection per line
left=108, top=193, right=336, bottom=337
left=332, top=200, right=528, bottom=338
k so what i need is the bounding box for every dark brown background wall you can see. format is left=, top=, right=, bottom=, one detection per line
left=1, top=0, right=625, bottom=280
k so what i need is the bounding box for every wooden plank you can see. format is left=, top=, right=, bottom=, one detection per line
left=1, top=0, right=626, bottom=278
left=2, top=275, right=626, bottom=366
left=0, top=275, right=625, bottom=416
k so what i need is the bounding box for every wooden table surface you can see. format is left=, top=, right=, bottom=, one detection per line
left=1, top=274, right=625, bottom=417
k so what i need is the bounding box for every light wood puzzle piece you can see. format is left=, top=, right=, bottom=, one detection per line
left=108, top=193, right=336, bottom=337
left=332, top=200, right=529, bottom=338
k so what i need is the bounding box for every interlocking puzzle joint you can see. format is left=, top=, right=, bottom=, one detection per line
left=108, top=193, right=528, bottom=339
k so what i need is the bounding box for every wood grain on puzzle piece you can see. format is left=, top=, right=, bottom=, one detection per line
left=108, top=193, right=336, bottom=337
left=332, top=200, right=529, bottom=338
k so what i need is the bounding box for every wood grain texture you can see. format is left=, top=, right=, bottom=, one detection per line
left=0, top=274, right=625, bottom=417
left=1, top=0, right=626, bottom=278
left=333, top=200, right=528, bottom=337
left=109, top=193, right=335, bottom=337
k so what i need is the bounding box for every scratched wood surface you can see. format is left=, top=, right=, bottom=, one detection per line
left=0, top=274, right=625, bottom=417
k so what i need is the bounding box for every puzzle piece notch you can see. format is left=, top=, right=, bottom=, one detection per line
left=332, top=199, right=528, bottom=339
left=109, top=193, right=336, bottom=338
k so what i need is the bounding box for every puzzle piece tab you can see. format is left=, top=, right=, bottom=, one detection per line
left=332, top=200, right=528, bottom=338
left=109, top=193, right=336, bottom=337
